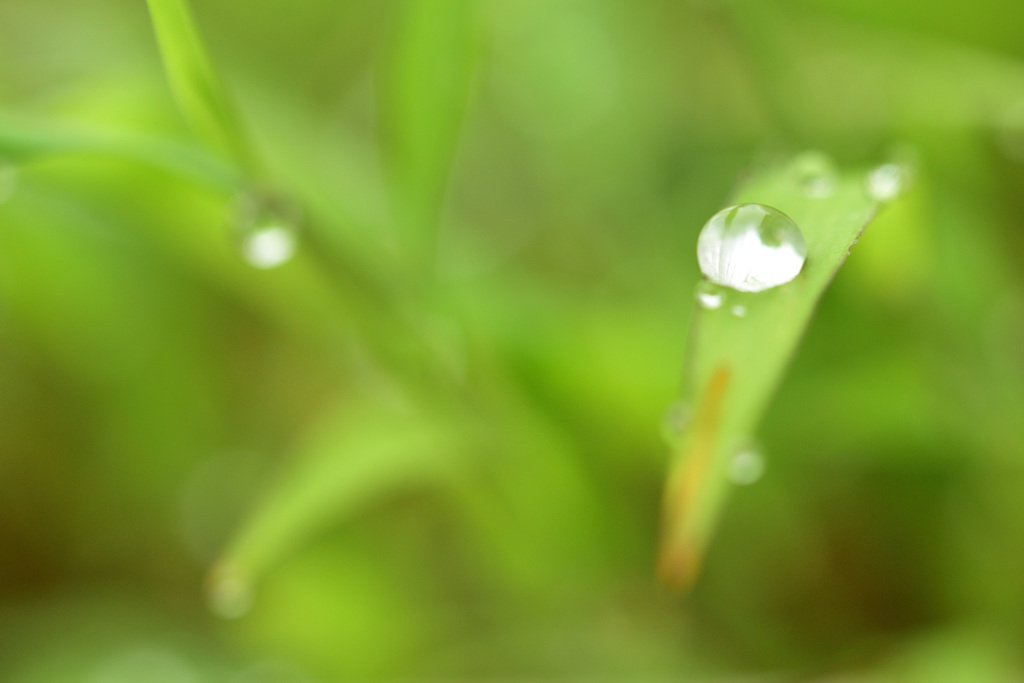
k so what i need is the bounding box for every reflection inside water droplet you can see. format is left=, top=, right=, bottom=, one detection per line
left=729, top=448, right=765, bottom=485
left=697, top=204, right=807, bottom=293
left=792, top=151, right=837, bottom=198
left=731, top=305, right=746, bottom=318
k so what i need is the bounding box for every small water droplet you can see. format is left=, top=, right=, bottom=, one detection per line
left=661, top=401, right=691, bottom=446
left=791, top=151, right=837, bottom=198
left=233, top=191, right=301, bottom=269
left=243, top=226, right=297, bottom=269
left=697, top=204, right=807, bottom=293
left=207, top=563, right=254, bottom=619
left=696, top=289, right=724, bottom=309
left=731, top=304, right=746, bottom=318
left=866, top=164, right=908, bottom=203
left=729, top=448, right=765, bottom=485
left=0, top=160, right=17, bottom=204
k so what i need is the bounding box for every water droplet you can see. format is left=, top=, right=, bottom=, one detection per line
left=696, top=289, right=724, bottom=309
left=730, top=305, right=746, bottom=318
left=233, top=191, right=301, bottom=269
left=0, top=160, right=17, bottom=204
left=866, top=164, right=909, bottom=202
left=661, top=401, right=691, bottom=446
left=697, top=204, right=807, bottom=293
left=729, top=448, right=765, bottom=485
left=791, top=151, right=837, bottom=198
left=243, top=226, right=297, bottom=269
left=207, top=562, right=254, bottom=619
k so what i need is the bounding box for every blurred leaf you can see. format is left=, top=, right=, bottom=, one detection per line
left=210, top=388, right=467, bottom=613
left=383, top=0, right=479, bottom=264
left=0, top=111, right=241, bottom=189
left=146, top=0, right=256, bottom=171
left=659, top=153, right=882, bottom=590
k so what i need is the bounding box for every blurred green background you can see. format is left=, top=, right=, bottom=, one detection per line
left=2, top=0, right=1024, bottom=680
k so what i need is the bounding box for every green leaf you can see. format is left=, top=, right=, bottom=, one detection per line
left=145, top=0, right=256, bottom=172
left=658, top=154, right=882, bottom=590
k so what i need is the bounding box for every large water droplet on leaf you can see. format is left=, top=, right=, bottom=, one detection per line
left=697, top=204, right=807, bottom=293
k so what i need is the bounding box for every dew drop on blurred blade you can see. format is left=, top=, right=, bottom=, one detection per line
left=731, top=305, right=746, bottom=318
left=233, top=191, right=301, bottom=269
left=661, top=401, right=691, bottom=446
left=729, top=448, right=765, bottom=486
left=697, top=204, right=807, bottom=293
left=866, top=164, right=908, bottom=202
left=792, top=150, right=837, bottom=198
left=243, top=226, right=297, bottom=269
left=207, top=563, right=254, bottom=619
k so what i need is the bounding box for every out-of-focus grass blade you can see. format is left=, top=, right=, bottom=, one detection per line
left=146, top=0, right=255, bottom=172
left=0, top=112, right=242, bottom=189
left=208, top=392, right=466, bottom=617
left=382, top=0, right=478, bottom=266
left=659, top=155, right=881, bottom=591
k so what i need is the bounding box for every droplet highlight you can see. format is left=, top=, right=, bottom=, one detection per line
left=729, top=448, right=765, bottom=486
left=730, top=305, right=746, bottom=318
left=697, top=204, right=807, bottom=293
left=791, top=151, right=837, bottom=198
left=866, top=164, right=908, bottom=203
left=233, top=191, right=301, bottom=270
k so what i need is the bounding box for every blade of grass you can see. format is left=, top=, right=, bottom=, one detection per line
left=382, top=0, right=479, bottom=269
left=206, top=391, right=468, bottom=617
left=0, top=112, right=243, bottom=190
left=658, top=154, right=882, bottom=590
left=146, top=0, right=257, bottom=173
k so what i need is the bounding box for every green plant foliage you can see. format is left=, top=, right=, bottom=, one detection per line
left=3, top=0, right=1024, bottom=681
left=659, top=156, right=880, bottom=589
